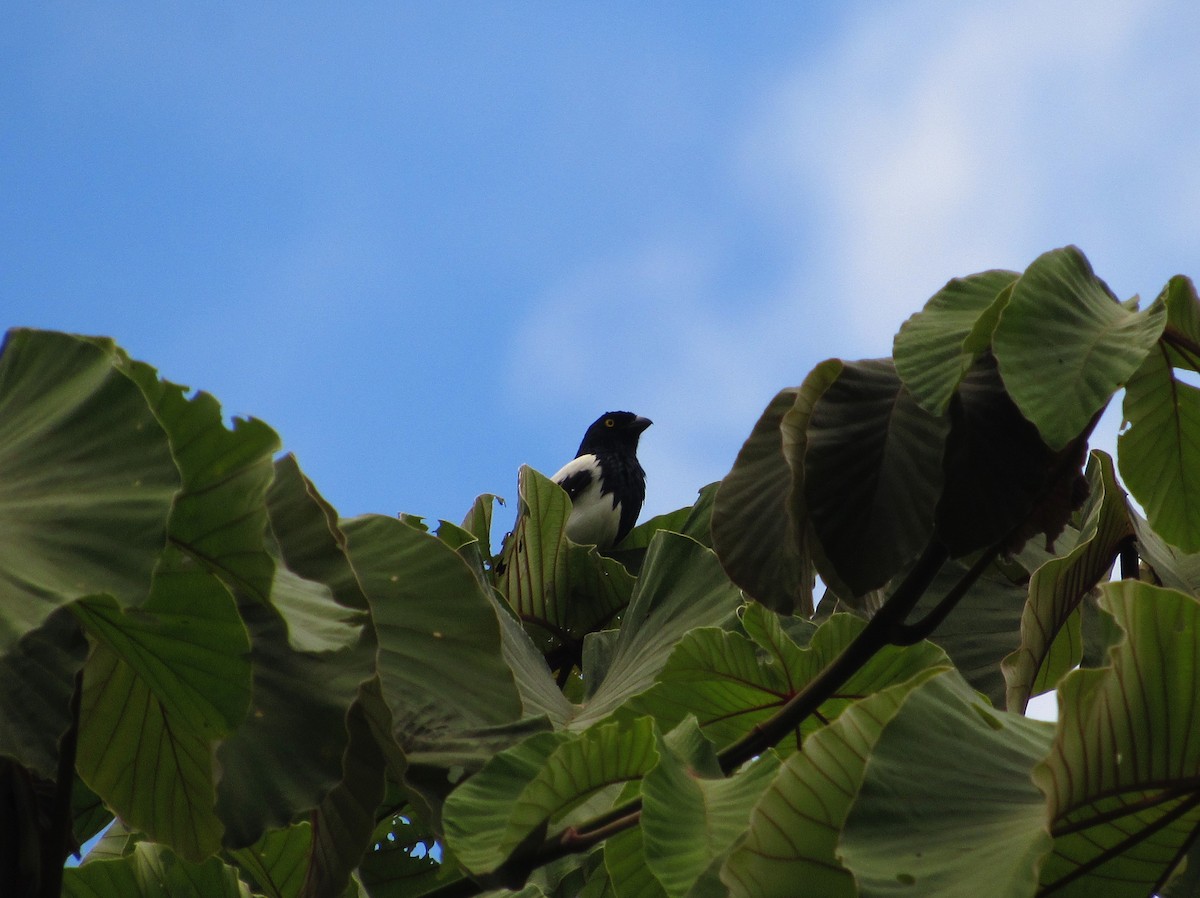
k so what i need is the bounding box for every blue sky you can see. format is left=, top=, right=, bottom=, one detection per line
left=5, top=2, right=1200, bottom=532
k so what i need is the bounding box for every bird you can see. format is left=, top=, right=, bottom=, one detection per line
left=551, top=411, right=652, bottom=549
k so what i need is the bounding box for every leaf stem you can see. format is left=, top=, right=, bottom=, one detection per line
left=1118, top=535, right=1139, bottom=580
left=889, top=546, right=1002, bottom=646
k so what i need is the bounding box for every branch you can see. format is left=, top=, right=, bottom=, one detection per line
left=716, top=540, right=950, bottom=774
left=889, top=546, right=1002, bottom=646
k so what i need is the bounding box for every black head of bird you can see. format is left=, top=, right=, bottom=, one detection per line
left=552, top=411, right=651, bottom=549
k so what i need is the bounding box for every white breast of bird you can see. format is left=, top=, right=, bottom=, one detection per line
left=552, top=454, right=621, bottom=548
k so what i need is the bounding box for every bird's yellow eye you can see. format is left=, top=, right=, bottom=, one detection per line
left=605, top=418, right=615, bottom=427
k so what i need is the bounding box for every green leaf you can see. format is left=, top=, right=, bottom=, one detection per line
left=839, top=671, right=1054, bottom=898
left=1035, top=581, right=1200, bottom=897
left=1119, top=278, right=1200, bottom=552
left=265, top=455, right=369, bottom=653
left=779, top=360, right=849, bottom=601
left=902, top=556, right=1029, bottom=708
left=343, top=514, right=525, bottom=757
left=1155, top=274, right=1200, bottom=368
left=442, top=730, right=568, bottom=877
left=720, top=669, right=944, bottom=898
left=462, top=492, right=502, bottom=561
left=117, top=356, right=281, bottom=603
left=994, top=245, right=1166, bottom=450
left=496, top=604, right=575, bottom=728
left=357, top=811, right=445, bottom=898
left=73, top=552, right=251, bottom=861
left=894, top=269, right=1020, bottom=415
left=804, top=358, right=948, bottom=596
left=934, top=352, right=1064, bottom=556
left=495, top=465, right=573, bottom=642
left=62, top=841, right=252, bottom=897
left=0, top=607, right=88, bottom=778
left=712, top=387, right=813, bottom=616
left=226, top=823, right=312, bottom=898
left=444, top=720, right=658, bottom=877
left=1129, top=507, right=1200, bottom=596
left=0, top=329, right=179, bottom=650
left=566, top=545, right=638, bottom=639
left=214, top=595, right=373, bottom=848
left=495, top=466, right=633, bottom=645
left=508, top=719, right=655, bottom=860
left=298, top=697, right=387, bottom=898
left=605, top=818, right=666, bottom=898
left=573, top=533, right=743, bottom=729
left=1002, top=451, right=1133, bottom=712
left=633, top=609, right=949, bottom=755
left=641, top=719, right=780, bottom=898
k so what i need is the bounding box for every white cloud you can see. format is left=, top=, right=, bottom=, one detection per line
left=740, top=0, right=1189, bottom=347
left=507, top=0, right=1200, bottom=514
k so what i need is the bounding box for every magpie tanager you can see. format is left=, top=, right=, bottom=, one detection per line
left=552, top=411, right=651, bottom=549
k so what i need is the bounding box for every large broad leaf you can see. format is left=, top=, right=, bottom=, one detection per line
left=1034, top=582, right=1200, bottom=897
left=357, top=806, right=445, bottom=898
left=495, top=466, right=634, bottom=647
left=297, top=697, right=387, bottom=898
left=778, top=360, right=845, bottom=603
left=632, top=606, right=949, bottom=756
left=62, top=841, right=252, bottom=897
left=993, top=245, right=1166, bottom=450
left=443, top=719, right=658, bottom=878
left=117, top=357, right=280, bottom=603
left=640, top=718, right=780, bottom=898
left=494, top=465, right=573, bottom=645
left=495, top=605, right=575, bottom=728
left=226, top=822, right=313, bottom=898
left=462, top=492, right=502, bottom=561
left=1129, top=508, right=1200, bottom=596
left=905, top=556, right=1030, bottom=707
left=343, top=514, right=526, bottom=760
left=1118, top=276, right=1200, bottom=552
left=264, top=455, right=370, bottom=653
left=604, top=783, right=666, bottom=898
left=711, top=387, right=813, bottom=615
left=934, top=352, right=1068, bottom=556
left=0, top=607, right=88, bottom=778
left=1002, top=451, right=1133, bottom=712
left=894, top=269, right=1020, bottom=415
left=838, top=671, right=1054, bottom=898
left=804, top=358, right=948, bottom=597
left=72, top=551, right=251, bottom=862
left=572, top=533, right=744, bottom=729
left=441, top=730, right=570, bottom=878
left=0, top=329, right=179, bottom=650
left=720, top=669, right=944, bottom=898
left=214, top=594, right=374, bottom=849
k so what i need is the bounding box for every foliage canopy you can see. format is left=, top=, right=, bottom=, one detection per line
left=5, top=246, right=1200, bottom=898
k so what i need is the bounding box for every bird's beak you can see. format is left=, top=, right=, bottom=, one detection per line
left=634, top=416, right=653, bottom=432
